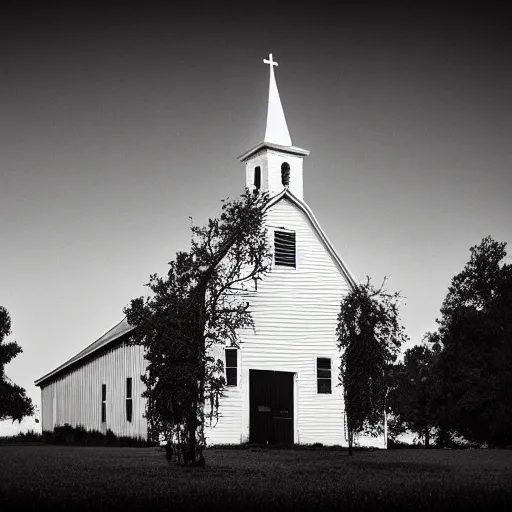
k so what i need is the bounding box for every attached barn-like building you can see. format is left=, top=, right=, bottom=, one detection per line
left=35, top=54, right=386, bottom=448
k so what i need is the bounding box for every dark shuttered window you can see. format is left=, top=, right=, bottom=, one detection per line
left=225, top=348, right=238, bottom=386
left=126, top=377, right=133, bottom=422
left=101, top=384, right=107, bottom=423
left=317, top=358, right=332, bottom=394
left=274, top=230, right=296, bottom=268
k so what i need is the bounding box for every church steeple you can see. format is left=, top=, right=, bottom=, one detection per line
left=239, top=54, right=310, bottom=201
left=263, top=54, right=292, bottom=147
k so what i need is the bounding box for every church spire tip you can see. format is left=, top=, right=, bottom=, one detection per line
left=263, top=53, right=292, bottom=147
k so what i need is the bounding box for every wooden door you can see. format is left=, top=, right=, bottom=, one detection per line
left=249, top=370, right=294, bottom=444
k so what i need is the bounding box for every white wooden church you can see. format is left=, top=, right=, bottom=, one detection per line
left=35, top=55, right=387, bottom=448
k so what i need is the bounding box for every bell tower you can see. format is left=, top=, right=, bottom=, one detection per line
left=239, top=54, right=310, bottom=201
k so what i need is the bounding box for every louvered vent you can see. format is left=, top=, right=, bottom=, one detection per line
left=274, top=230, right=296, bottom=268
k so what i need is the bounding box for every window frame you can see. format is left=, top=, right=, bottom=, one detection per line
left=126, top=377, right=133, bottom=422
left=317, top=357, right=332, bottom=394
left=101, top=383, right=107, bottom=423
left=225, top=348, right=238, bottom=387
left=254, top=166, right=261, bottom=191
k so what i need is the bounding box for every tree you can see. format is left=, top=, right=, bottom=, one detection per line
left=0, top=306, right=34, bottom=422
left=430, top=236, right=512, bottom=446
left=123, top=190, right=271, bottom=465
left=387, top=339, right=440, bottom=447
left=336, top=277, right=408, bottom=455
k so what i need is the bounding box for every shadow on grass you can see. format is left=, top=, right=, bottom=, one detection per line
left=208, top=442, right=374, bottom=452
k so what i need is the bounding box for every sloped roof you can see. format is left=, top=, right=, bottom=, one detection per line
left=238, top=141, right=310, bottom=163
left=34, top=317, right=133, bottom=387
left=266, top=188, right=358, bottom=290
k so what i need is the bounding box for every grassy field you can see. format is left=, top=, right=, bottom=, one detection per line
left=1, top=444, right=511, bottom=510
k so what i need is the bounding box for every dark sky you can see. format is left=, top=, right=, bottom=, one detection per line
left=1, top=2, right=511, bottom=432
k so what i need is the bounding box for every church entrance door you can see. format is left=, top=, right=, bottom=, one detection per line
left=249, top=369, right=294, bottom=444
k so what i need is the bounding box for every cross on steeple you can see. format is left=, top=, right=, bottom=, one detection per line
left=263, top=53, right=278, bottom=68
left=262, top=52, right=291, bottom=147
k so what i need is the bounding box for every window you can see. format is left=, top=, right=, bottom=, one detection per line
left=126, top=377, right=133, bottom=422
left=281, top=162, right=290, bottom=186
left=101, top=384, right=107, bottom=423
left=254, top=166, right=261, bottom=191
left=225, top=348, right=238, bottom=386
left=317, top=358, right=332, bottom=394
left=274, top=230, right=296, bottom=268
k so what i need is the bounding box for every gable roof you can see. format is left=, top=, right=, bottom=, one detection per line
left=34, top=317, right=133, bottom=387
left=265, top=188, right=358, bottom=290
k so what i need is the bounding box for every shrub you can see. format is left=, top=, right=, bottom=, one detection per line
left=387, top=438, right=422, bottom=449
left=115, top=435, right=151, bottom=447
left=73, top=424, right=88, bottom=444
left=40, top=424, right=156, bottom=447
left=53, top=423, right=75, bottom=444
left=0, top=431, right=42, bottom=444
left=18, top=429, right=43, bottom=442
left=42, top=430, right=55, bottom=444
left=86, top=429, right=107, bottom=446
left=106, top=429, right=117, bottom=446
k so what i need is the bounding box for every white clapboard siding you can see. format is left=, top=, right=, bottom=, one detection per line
left=205, top=196, right=358, bottom=446
left=40, top=342, right=148, bottom=438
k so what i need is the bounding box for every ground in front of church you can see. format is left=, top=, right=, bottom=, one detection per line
left=1, top=444, right=511, bottom=510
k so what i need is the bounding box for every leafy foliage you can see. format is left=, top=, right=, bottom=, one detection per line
left=384, top=412, right=407, bottom=445
left=0, top=429, right=42, bottom=444
left=0, top=306, right=34, bottom=422
left=123, top=190, right=271, bottom=464
left=387, top=340, right=440, bottom=447
left=336, top=277, right=408, bottom=452
left=430, top=236, right=512, bottom=446
left=38, top=423, right=155, bottom=447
